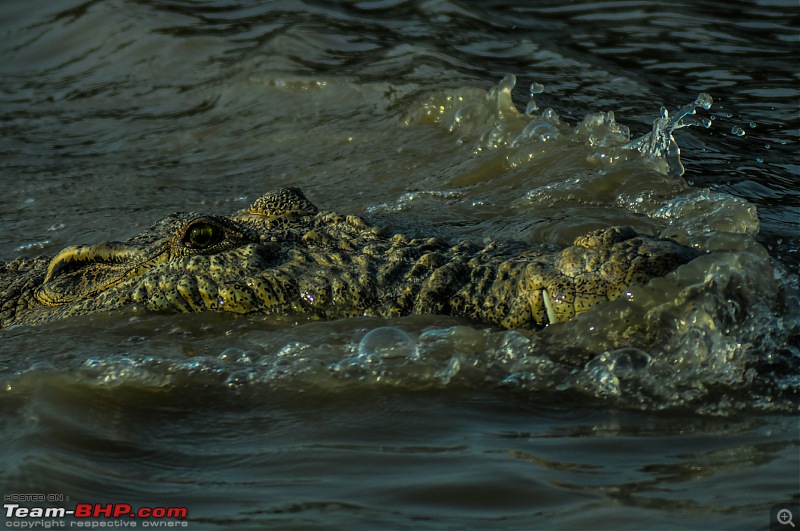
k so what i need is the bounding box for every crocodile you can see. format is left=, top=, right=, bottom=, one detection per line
left=0, top=187, right=699, bottom=330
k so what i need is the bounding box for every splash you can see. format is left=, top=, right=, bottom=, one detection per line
left=511, top=79, right=560, bottom=145
left=426, top=75, right=713, bottom=178
left=624, top=93, right=713, bottom=177
left=436, top=73, right=563, bottom=151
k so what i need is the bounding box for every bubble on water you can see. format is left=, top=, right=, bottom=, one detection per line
left=749, top=122, right=757, bottom=128
left=732, top=126, right=746, bottom=137
left=217, top=347, right=257, bottom=364
left=328, top=327, right=423, bottom=385
left=225, top=368, right=257, bottom=388
left=357, top=326, right=416, bottom=361
left=756, top=157, right=763, bottom=163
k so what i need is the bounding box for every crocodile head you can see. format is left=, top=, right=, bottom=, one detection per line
left=1, top=187, right=699, bottom=329
left=35, top=213, right=260, bottom=310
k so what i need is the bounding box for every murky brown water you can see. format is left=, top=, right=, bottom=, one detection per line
left=1, top=1, right=798, bottom=528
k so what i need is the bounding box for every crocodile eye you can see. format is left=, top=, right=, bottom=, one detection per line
left=183, top=222, right=223, bottom=250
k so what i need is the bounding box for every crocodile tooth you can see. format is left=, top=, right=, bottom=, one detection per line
left=542, top=288, right=557, bottom=325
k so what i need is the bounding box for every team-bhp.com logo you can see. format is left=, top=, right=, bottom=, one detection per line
left=4, top=501, right=188, bottom=528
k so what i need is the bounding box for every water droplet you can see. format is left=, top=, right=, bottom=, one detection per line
left=731, top=126, right=746, bottom=137
left=696, top=93, right=713, bottom=110
left=525, top=81, right=544, bottom=115
left=756, top=157, right=763, bottom=163
left=765, top=144, right=770, bottom=149
left=749, top=122, right=756, bottom=128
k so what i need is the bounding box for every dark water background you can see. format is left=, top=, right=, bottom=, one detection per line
left=1, top=1, right=798, bottom=529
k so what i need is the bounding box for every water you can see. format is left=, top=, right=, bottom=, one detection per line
left=1, top=0, right=798, bottom=528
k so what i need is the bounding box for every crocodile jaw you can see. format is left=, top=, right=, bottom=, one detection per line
left=35, top=243, right=160, bottom=306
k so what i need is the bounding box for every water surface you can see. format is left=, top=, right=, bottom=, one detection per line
left=1, top=1, right=798, bottom=528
